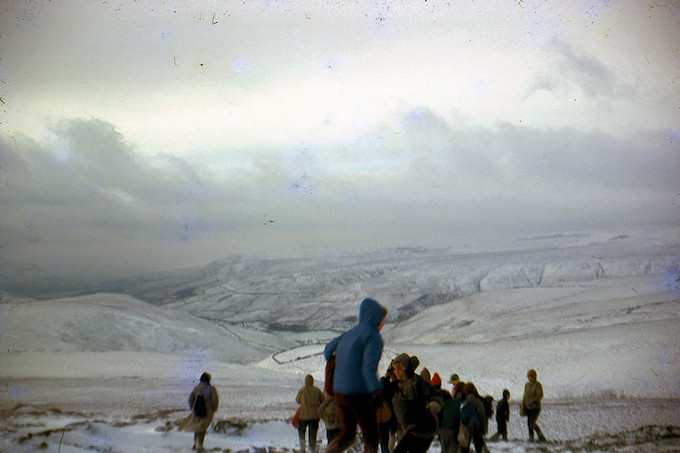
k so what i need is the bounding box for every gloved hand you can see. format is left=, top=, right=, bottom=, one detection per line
left=426, top=401, right=441, bottom=414
left=370, top=391, right=384, bottom=411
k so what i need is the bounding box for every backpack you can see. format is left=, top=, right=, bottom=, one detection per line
left=321, top=397, right=339, bottom=424
left=460, top=401, right=479, bottom=426
left=193, top=394, right=207, bottom=417
left=482, top=395, right=494, bottom=419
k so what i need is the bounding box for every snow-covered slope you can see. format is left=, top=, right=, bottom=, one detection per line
left=143, top=224, right=679, bottom=334
left=0, top=293, right=272, bottom=363
left=253, top=275, right=679, bottom=401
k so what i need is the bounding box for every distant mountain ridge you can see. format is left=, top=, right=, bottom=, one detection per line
left=3, top=224, right=678, bottom=335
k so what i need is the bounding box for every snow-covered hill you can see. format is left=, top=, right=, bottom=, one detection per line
left=0, top=293, right=273, bottom=363
left=134, top=223, right=679, bottom=334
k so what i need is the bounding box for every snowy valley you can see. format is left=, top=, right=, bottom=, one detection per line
left=1, top=224, right=679, bottom=452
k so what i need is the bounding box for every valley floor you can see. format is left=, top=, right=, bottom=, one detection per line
left=1, top=376, right=679, bottom=452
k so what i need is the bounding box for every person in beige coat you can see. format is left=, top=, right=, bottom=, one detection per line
left=296, top=374, right=325, bottom=453
left=179, top=372, right=219, bottom=451
left=521, top=369, right=545, bottom=442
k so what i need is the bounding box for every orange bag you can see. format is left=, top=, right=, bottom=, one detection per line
left=291, top=408, right=300, bottom=428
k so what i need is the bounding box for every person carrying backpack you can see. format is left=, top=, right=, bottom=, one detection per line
left=179, top=372, right=220, bottom=452
left=319, top=391, right=341, bottom=445
left=440, top=385, right=467, bottom=453
left=461, top=383, right=488, bottom=453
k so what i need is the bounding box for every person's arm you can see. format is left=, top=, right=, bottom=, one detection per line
left=212, top=386, right=219, bottom=412
left=318, top=396, right=329, bottom=418
left=361, top=333, right=384, bottom=393
left=324, top=335, right=341, bottom=360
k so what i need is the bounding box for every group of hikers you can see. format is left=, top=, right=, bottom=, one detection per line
left=180, top=298, right=545, bottom=453
left=297, top=298, right=547, bottom=453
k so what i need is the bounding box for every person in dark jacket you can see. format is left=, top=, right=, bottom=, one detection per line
left=379, top=366, right=399, bottom=453
left=324, top=298, right=388, bottom=453
left=440, top=386, right=467, bottom=453
left=179, top=372, right=219, bottom=452
left=490, top=389, right=510, bottom=441
left=390, top=353, right=443, bottom=453
left=461, top=383, right=487, bottom=453
left=296, top=374, right=325, bottom=453
left=430, top=372, right=451, bottom=452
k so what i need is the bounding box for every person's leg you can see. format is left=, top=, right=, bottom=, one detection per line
left=393, top=432, right=414, bottom=453
left=350, top=394, right=379, bottom=453
left=299, top=420, right=309, bottom=452
left=195, top=431, right=206, bottom=451
left=414, top=436, right=433, bottom=453
left=440, top=428, right=453, bottom=453
left=530, top=411, right=545, bottom=441
left=467, top=423, right=484, bottom=453
left=527, top=410, right=537, bottom=440
left=379, top=422, right=390, bottom=453
left=473, top=432, right=485, bottom=453
left=496, top=419, right=505, bottom=440
left=326, top=394, right=359, bottom=453
left=328, top=428, right=340, bottom=444
left=309, top=420, right=320, bottom=453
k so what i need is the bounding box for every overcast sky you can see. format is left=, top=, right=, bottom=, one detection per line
left=1, top=0, right=679, bottom=280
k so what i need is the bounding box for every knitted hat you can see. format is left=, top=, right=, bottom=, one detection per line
left=392, top=353, right=411, bottom=371
left=431, top=373, right=442, bottom=387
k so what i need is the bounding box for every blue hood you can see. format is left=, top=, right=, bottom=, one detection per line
left=324, top=297, right=387, bottom=395
left=358, top=298, right=387, bottom=328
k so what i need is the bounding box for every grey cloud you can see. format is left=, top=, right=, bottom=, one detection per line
left=3, top=120, right=207, bottom=209
left=527, top=42, right=636, bottom=99
left=378, top=109, right=678, bottom=195
left=328, top=108, right=679, bottom=246
left=0, top=120, right=220, bottom=254
left=1, top=114, right=678, bottom=281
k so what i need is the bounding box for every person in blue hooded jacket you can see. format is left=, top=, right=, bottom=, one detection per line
left=324, top=298, right=388, bottom=453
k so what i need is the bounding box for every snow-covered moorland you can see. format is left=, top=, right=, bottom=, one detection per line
left=1, top=223, right=679, bottom=452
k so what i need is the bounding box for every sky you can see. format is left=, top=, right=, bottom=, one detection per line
left=0, top=0, right=679, bottom=281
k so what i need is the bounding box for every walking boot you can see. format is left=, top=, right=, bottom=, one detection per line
left=536, top=427, right=546, bottom=442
